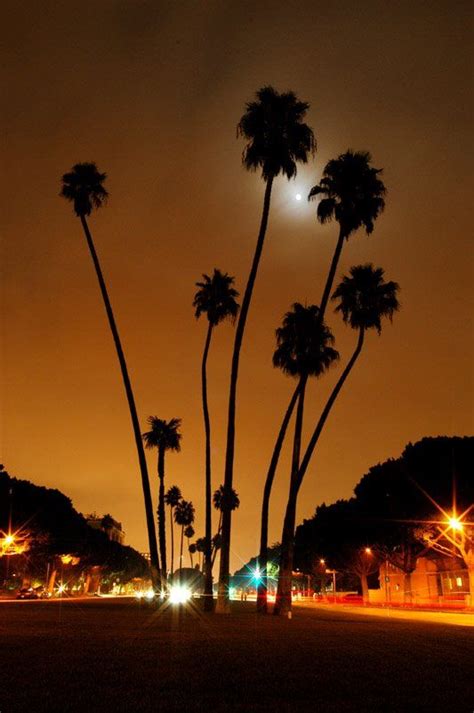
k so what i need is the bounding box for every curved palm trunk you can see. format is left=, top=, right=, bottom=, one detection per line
left=201, top=322, right=214, bottom=610
left=257, top=227, right=346, bottom=612
left=319, top=228, right=345, bottom=319
left=274, top=375, right=308, bottom=616
left=274, top=329, right=365, bottom=616
left=217, top=175, right=274, bottom=613
left=296, top=328, right=365, bottom=493
left=157, top=447, right=167, bottom=580
left=79, top=215, right=160, bottom=585
left=257, top=381, right=301, bottom=614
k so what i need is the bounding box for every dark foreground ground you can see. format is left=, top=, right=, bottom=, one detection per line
left=0, top=598, right=472, bottom=712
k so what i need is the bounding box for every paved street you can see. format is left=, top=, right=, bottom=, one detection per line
left=0, top=598, right=472, bottom=712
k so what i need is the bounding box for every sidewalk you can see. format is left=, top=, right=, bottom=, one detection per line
left=297, top=599, right=474, bottom=627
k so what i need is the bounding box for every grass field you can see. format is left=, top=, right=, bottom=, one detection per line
left=0, top=598, right=472, bottom=712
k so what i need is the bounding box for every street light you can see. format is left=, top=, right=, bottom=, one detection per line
left=448, top=516, right=463, bottom=531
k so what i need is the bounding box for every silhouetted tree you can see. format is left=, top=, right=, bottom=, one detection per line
left=164, top=485, right=182, bottom=577
left=308, top=150, right=386, bottom=317
left=258, top=305, right=338, bottom=613
left=174, top=500, right=195, bottom=575
left=195, top=537, right=206, bottom=570
left=143, top=417, right=182, bottom=580
left=274, top=265, right=400, bottom=615
left=193, top=269, right=239, bottom=609
left=184, top=525, right=195, bottom=566
left=60, top=163, right=159, bottom=584
left=213, top=485, right=240, bottom=540
left=217, top=87, right=316, bottom=612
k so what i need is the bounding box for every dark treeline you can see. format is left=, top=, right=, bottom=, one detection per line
left=293, top=436, right=474, bottom=598
left=0, top=466, right=148, bottom=588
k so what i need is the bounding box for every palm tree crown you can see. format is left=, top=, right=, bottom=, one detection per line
left=273, top=303, right=339, bottom=378
left=213, top=485, right=240, bottom=512
left=332, top=264, right=400, bottom=333
left=193, top=269, right=240, bottom=326
left=143, top=417, right=182, bottom=452
left=60, top=162, right=108, bottom=217
left=237, top=86, right=316, bottom=181
left=174, top=500, right=195, bottom=528
left=164, top=485, right=182, bottom=508
left=308, top=151, right=386, bottom=238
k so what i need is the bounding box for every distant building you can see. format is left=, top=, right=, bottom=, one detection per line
left=86, top=513, right=125, bottom=545
left=370, top=556, right=469, bottom=606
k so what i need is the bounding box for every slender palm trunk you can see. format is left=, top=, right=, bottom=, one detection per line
left=180, top=526, right=185, bottom=575
left=201, top=322, right=214, bottom=610
left=157, top=447, right=167, bottom=580
left=273, top=329, right=365, bottom=616
left=274, top=375, right=308, bottom=616
left=79, top=215, right=160, bottom=585
left=319, top=228, right=345, bottom=319
left=257, top=381, right=301, bottom=613
left=169, top=506, right=175, bottom=579
left=296, top=328, right=365, bottom=493
left=217, top=175, right=274, bottom=613
left=189, top=546, right=194, bottom=568
left=256, top=227, right=345, bottom=612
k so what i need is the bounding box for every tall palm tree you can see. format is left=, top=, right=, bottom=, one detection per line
left=184, top=525, right=195, bottom=566
left=174, top=500, right=195, bottom=578
left=257, top=305, right=339, bottom=612
left=212, top=486, right=240, bottom=569
left=308, top=150, right=386, bottom=318
left=164, top=485, right=182, bottom=578
left=270, top=306, right=339, bottom=615
left=188, top=542, right=197, bottom=568
left=218, top=87, right=316, bottom=612
left=213, top=485, right=240, bottom=536
left=195, top=537, right=206, bottom=571
left=142, top=417, right=182, bottom=580
left=193, top=269, right=239, bottom=609
left=60, top=163, right=160, bottom=585
left=259, top=151, right=387, bottom=611
left=274, top=265, right=400, bottom=615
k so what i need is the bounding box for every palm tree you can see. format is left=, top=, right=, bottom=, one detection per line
left=164, top=485, right=182, bottom=577
left=195, top=537, right=206, bottom=570
left=188, top=542, right=197, bottom=568
left=193, top=269, right=239, bottom=609
left=213, top=486, right=240, bottom=569
left=218, top=87, right=316, bottom=612
left=184, top=525, right=195, bottom=566
left=261, top=151, right=387, bottom=611
left=308, top=150, right=386, bottom=318
left=270, top=306, right=339, bottom=615
left=60, top=163, right=160, bottom=585
left=257, top=305, right=339, bottom=613
left=174, top=500, right=195, bottom=579
left=274, top=265, right=400, bottom=615
left=142, top=417, right=182, bottom=580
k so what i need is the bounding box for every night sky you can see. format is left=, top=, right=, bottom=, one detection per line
left=2, top=1, right=473, bottom=569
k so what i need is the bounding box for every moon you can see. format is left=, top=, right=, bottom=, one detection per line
left=295, top=193, right=302, bottom=201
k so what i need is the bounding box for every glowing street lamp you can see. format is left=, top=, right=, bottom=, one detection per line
left=448, top=516, right=463, bottom=532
